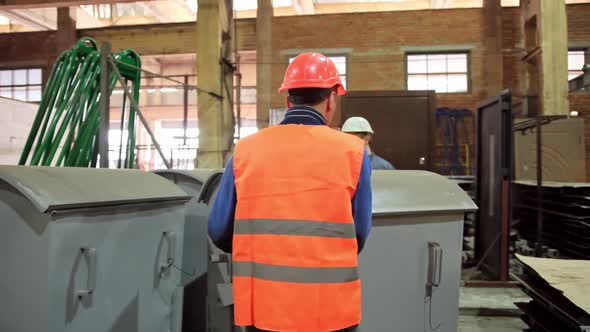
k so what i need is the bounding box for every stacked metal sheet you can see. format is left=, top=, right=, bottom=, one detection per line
left=514, top=181, right=590, bottom=259
left=514, top=255, right=590, bottom=332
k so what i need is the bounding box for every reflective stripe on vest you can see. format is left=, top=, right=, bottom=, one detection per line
left=232, top=124, right=364, bottom=332
left=234, top=219, right=356, bottom=238
left=233, top=261, right=359, bottom=283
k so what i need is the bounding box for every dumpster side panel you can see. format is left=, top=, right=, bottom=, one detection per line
left=359, top=215, right=463, bottom=332
left=0, top=185, right=50, bottom=332
left=182, top=202, right=209, bottom=286
left=46, top=205, right=185, bottom=332
left=181, top=203, right=209, bottom=332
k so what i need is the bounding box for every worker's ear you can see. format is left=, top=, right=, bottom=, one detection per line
left=286, top=96, right=292, bottom=108
left=327, top=90, right=337, bottom=113
left=324, top=91, right=337, bottom=125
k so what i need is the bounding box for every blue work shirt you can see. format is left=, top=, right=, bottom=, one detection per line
left=370, top=153, right=395, bottom=170
left=208, top=106, right=373, bottom=253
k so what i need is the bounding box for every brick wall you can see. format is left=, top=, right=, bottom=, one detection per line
left=3, top=4, right=590, bottom=174
left=567, top=4, right=590, bottom=180
left=567, top=4, right=590, bottom=42
left=270, top=8, right=486, bottom=113
left=502, top=5, right=590, bottom=181
left=266, top=4, right=590, bottom=178
left=502, top=7, right=522, bottom=95
left=267, top=4, right=590, bottom=110
left=569, top=94, right=590, bottom=179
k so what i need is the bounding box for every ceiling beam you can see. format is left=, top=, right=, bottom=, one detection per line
left=78, top=19, right=257, bottom=55
left=293, top=0, right=314, bottom=15
left=0, top=9, right=55, bottom=29
left=0, top=0, right=153, bottom=10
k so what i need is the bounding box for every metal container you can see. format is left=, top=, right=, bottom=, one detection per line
left=0, top=166, right=190, bottom=332
left=154, top=169, right=231, bottom=332
left=359, top=170, right=477, bottom=332
left=154, top=169, right=475, bottom=332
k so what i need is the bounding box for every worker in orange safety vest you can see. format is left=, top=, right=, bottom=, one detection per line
left=208, top=52, right=373, bottom=332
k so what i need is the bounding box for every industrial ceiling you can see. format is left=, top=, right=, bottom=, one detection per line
left=1, top=0, right=590, bottom=32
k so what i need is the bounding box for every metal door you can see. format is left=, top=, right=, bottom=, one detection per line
left=341, top=91, right=436, bottom=170
left=475, top=90, right=513, bottom=281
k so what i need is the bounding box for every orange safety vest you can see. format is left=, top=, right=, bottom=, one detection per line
left=232, top=124, right=365, bottom=332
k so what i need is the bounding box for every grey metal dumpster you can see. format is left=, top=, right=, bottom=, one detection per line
left=155, top=169, right=223, bottom=286
left=154, top=169, right=231, bottom=332
left=0, top=166, right=190, bottom=332
left=359, top=170, right=477, bottom=332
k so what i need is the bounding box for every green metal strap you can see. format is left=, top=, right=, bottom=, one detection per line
left=19, top=38, right=143, bottom=169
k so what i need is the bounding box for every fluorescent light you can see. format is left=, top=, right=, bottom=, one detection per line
left=570, top=110, right=580, bottom=117
left=160, top=87, right=179, bottom=93
left=113, top=90, right=124, bottom=95
left=147, top=88, right=156, bottom=93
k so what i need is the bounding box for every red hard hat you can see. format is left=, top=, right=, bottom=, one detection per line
left=279, top=52, right=346, bottom=96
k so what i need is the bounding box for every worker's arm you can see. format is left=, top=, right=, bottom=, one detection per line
left=371, top=154, right=395, bottom=170
left=381, top=159, right=395, bottom=170
left=207, top=157, right=236, bottom=253
left=380, top=156, right=395, bottom=170
left=352, top=149, right=373, bottom=253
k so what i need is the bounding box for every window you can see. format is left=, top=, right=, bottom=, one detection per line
left=406, top=53, right=469, bottom=93
left=288, top=55, right=347, bottom=89
left=0, top=68, right=43, bottom=102
left=157, top=121, right=199, bottom=170
left=568, top=50, right=586, bottom=81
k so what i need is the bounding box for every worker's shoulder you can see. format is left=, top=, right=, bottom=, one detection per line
left=314, top=126, right=365, bottom=149
left=235, top=126, right=273, bottom=145
left=235, top=125, right=363, bottom=150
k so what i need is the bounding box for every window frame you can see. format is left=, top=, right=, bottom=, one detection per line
left=0, top=67, right=43, bottom=102
left=287, top=54, right=348, bottom=90
left=405, top=51, right=471, bottom=94
left=568, top=48, right=587, bottom=81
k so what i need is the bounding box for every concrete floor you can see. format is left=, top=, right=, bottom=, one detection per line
left=459, top=287, right=529, bottom=312
left=458, top=316, right=526, bottom=331
left=457, top=287, right=529, bottom=331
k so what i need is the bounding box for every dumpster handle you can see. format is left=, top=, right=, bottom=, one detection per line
left=435, top=245, right=443, bottom=286
left=160, top=231, right=177, bottom=277
left=164, top=231, right=177, bottom=264
left=427, top=242, right=442, bottom=288
left=77, top=246, right=97, bottom=300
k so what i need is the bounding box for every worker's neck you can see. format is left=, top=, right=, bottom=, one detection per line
left=310, top=105, right=328, bottom=119
left=292, top=104, right=329, bottom=123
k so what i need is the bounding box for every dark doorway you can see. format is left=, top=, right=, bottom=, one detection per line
left=341, top=90, right=436, bottom=170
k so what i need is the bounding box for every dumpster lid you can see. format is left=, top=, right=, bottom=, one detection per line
left=154, top=169, right=224, bottom=202
left=372, top=170, right=477, bottom=216
left=154, top=169, right=222, bottom=186
left=0, top=166, right=190, bottom=213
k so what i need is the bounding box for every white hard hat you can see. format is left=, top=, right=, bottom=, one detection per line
left=342, top=117, right=374, bottom=134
